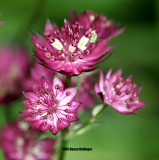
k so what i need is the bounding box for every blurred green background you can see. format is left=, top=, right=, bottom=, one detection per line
left=0, top=0, right=158, bottom=160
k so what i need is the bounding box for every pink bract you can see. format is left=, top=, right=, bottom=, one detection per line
left=95, top=69, right=146, bottom=114
left=1, top=120, right=56, bottom=160
left=31, top=18, right=114, bottom=75
left=70, top=10, right=124, bottom=40
left=0, top=46, right=30, bottom=104
left=21, top=76, right=80, bottom=135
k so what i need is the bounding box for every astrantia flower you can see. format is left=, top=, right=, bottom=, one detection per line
left=21, top=76, right=80, bottom=135
left=1, top=120, right=56, bottom=160
left=0, top=46, right=30, bottom=104
left=71, top=10, right=124, bottom=40
left=95, top=69, right=146, bottom=114
left=31, top=19, right=114, bottom=75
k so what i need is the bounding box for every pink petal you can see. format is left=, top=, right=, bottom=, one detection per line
left=40, top=121, right=50, bottom=131
left=50, top=126, right=59, bottom=135
left=25, top=115, right=40, bottom=122
left=94, top=83, right=100, bottom=94
left=99, top=71, right=104, bottom=92
left=58, top=87, right=77, bottom=105
left=70, top=9, right=78, bottom=23
left=105, top=68, right=112, bottom=79
left=57, top=119, right=70, bottom=130
left=22, top=101, right=33, bottom=109
left=112, top=102, right=131, bottom=114
left=20, top=109, right=30, bottom=116
left=52, top=76, right=64, bottom=96
left=31, top=121, right=43, bottom=129
left=44, top=19, right=57, bottom=36
left=23, top=92, right=38, bottom=101
left=58, top=101, right=80, bottom=113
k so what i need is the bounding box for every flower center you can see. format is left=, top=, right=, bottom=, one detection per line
left=36, top=21, right=98, bottom=63
left=48, top=107, right=57, bottom=114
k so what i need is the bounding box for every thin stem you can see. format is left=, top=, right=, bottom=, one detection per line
left=58, top=128, right=68, bottom=160
left=73, top=104, right=108, bottom=133
left=77, top=74, right=82, bottom=89
left=4, top=104, right=12, bottom=122
left=57, top=76, right=72, bottom=160
left=66, top=76, right=71, bottom=87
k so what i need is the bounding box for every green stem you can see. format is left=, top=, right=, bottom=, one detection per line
left=58, top=128, right=68, bottom=160
left=58, top=76, right=71, bottom=160
left=66, top=76, right=71, bottom=87
left=73, top=104, right=108, bottom=133
left=4, top=104, right=12, bottom=122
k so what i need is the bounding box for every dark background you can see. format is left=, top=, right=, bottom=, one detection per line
left=0, top=0, right=158, bottom=159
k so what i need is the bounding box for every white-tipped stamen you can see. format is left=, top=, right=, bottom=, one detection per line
left=51, top=38, right=63, bottom=50
left=77, top=36, right=89, bottom=51
left=69, top=45, right=76, bottom=53
left=89, top=30, right=97, bottom=43
left=90, top=15, right=95, bottom=22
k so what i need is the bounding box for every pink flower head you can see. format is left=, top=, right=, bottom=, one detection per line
left=31, top=19, right=114, bottom=75
left=0, top=46, right=30, bottom=104
left=1, top=120, right=56, bottom=160
left=21, top=76, right=80, bottom=135
left=95, top=69, right=146, bottom=114
left=25, top=62, right=55, bottom=92
left=70, top=10, right=124, bottom=40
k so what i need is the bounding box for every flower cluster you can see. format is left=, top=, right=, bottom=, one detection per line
left=0, top=7, right=146, bottom=160
left=19, top=10, right=145, bottom=137
left=95, top=69, right=146, bottom=114
left=1, top=120, right=56, bottom=160
left=21, top=76, right=80, bottom=135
